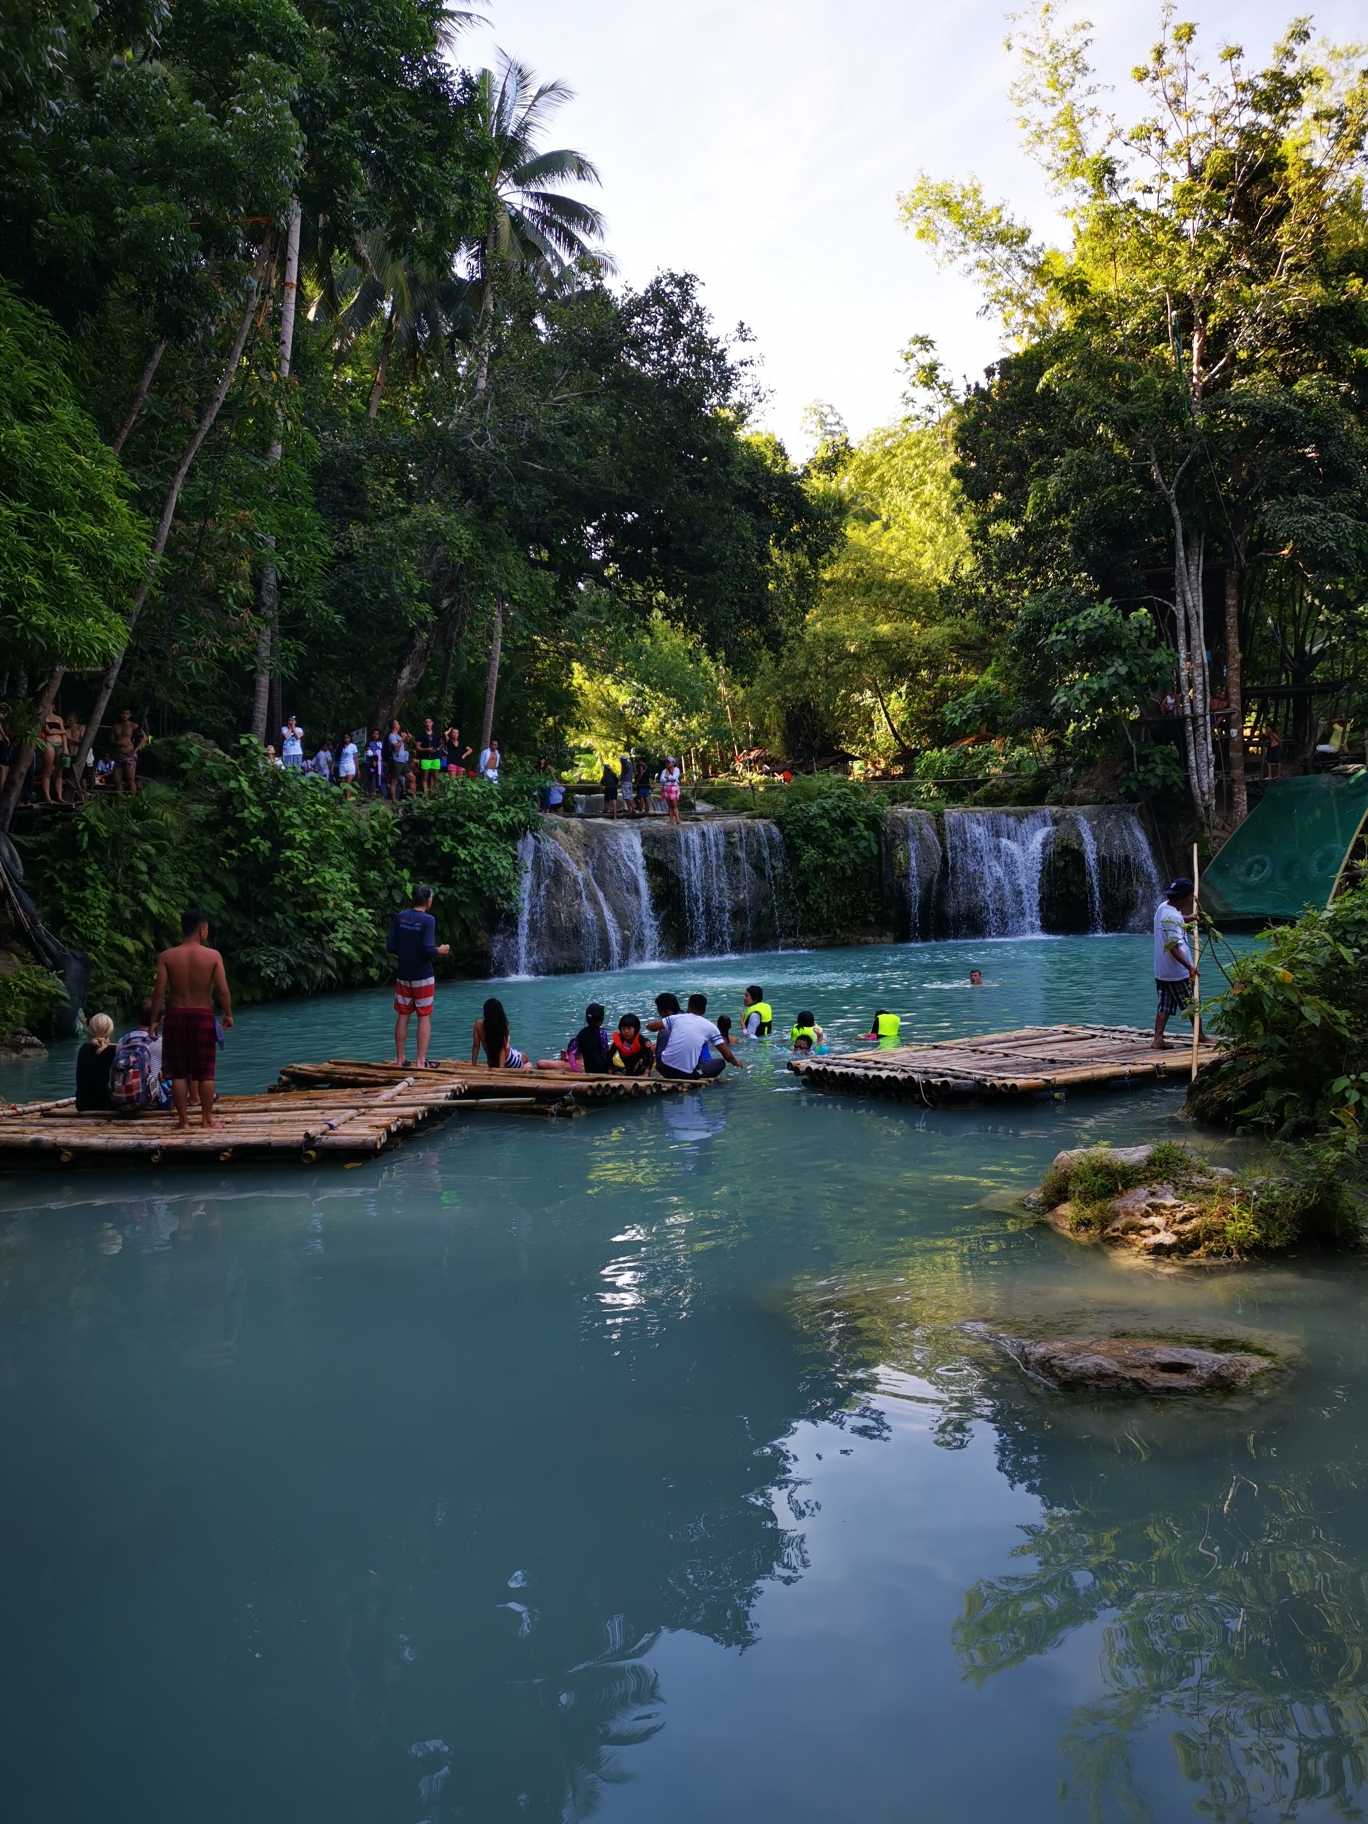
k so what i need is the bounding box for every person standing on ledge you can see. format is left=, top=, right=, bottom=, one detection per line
left=1153, top=877, right=1198, bottom=1050
left=151, top=907, right=233, bottom=1129
left=388, top=884, right=449, bottom=1069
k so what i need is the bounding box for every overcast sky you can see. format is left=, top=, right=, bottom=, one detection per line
left=462, top=1, right=1365, bottom=455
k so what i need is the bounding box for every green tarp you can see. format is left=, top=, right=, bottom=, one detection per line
left=1201, top=772, right=1368, bottom=923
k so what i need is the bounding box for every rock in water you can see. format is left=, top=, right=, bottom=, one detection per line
left=995, top=1335, right=1270, bottom=1395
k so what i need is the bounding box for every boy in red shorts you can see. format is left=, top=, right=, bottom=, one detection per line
left=387, top=884, right=449, bottom=1067
left=150, top=906, right=234, bottom=1129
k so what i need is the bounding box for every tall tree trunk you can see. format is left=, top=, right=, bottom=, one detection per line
left=368, top=622, right=440, bottom=735
left=1225, top=562, right=1247, bottom=826
left=474, top=255, right=494, bottom=393
left=434, top=606, right=465, bottom=724
left=251, top=203, right=302, bottom=742
left=71, top=256, right=268, bottom=782
left=111, top=338, right=167, bottom=454
left=0, top=668, right=65, bottom=833
left=479, top=590, right=503, bottom=755
left=367, top=307, right=396, bottom=420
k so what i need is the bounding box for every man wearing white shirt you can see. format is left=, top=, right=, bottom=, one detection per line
left=1152, top=877, right=1198, bottom=1049
left=478, top=739, right=500, bottom=782
left=656, top=993, right=743, bottom=1080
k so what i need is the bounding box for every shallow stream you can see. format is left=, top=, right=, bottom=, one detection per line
left=3, top=935, right=1366, bottom=1823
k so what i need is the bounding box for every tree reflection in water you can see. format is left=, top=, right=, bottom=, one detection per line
left=954, top=1403, right=1368, bottom=1819
left=801, top=1272, right=1368, bottom=1823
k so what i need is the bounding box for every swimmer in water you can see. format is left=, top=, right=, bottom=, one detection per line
left=969, top=970, right=983, bottom=985
left=864, top=1009, right=901, bottom=1041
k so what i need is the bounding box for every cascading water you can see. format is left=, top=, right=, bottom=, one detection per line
left=1074, top=812, right=1105, bottom=935
left=1076, top=806, right=1165, bottom=932
left=677, top=822, right=733, bottom=956
left=494, top=804, right=1161, bottom=975
left=491, top=824, right=661, bottom=976
left=884, top=809, right=943, bottom=941
left=943, top=809, right=1056, bottom=938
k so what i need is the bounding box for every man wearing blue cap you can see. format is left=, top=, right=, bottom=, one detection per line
left=1153, top=877, right=1198, bottom=1049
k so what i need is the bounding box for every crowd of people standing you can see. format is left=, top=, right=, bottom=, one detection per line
left=262, top=716, right=503, bottom=801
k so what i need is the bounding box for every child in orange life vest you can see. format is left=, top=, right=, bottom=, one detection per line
left=609, top=1012, right=653, bottom=1076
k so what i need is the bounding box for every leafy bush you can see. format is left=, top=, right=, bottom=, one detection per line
left=1190, top=889, right=1368, bottom=1140
left=0, top=962, right=67, bottom=1042
left=19, top=740, right=536, bottom=1010
left=771, top=786, right=885, bottom=934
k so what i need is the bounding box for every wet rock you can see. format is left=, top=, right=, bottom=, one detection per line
left=995, top=1335, right=1271, bottom=1395
left=1051, top=1143, right=1157, bottom=1174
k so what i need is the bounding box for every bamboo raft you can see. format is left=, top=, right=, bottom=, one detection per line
left=274, top=1058, right=704, bottom=1111
left=787, top=1025, right=1224, bottom=1105
left=0, top=1057, right=707, bottom=1169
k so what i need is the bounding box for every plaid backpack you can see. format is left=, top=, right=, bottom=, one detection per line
left=110, top=1032, right=156, bottom=1111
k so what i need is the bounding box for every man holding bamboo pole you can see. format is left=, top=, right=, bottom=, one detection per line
left=1152, top=877, right=1198, bottom=1050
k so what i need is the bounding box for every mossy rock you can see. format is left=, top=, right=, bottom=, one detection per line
left=1030, top=1141, right=1360, bottom=1261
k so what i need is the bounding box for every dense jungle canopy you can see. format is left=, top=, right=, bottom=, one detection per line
left=1, top=0, right=1367, bottom=1008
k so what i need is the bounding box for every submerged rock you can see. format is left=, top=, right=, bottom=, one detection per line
left=995, top=1334, right=1271, bottom=1395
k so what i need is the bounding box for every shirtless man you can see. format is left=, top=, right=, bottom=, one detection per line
left=150, top=907, right=234, bottom=1128
left=111, top=708, right=144, bottom=797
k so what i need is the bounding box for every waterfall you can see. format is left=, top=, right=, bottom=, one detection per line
left=677, top=822, right=734, bottom=955
left=590, top=825, right=661, bottom=964
left=1073, top=812, right=1105, bottom=934
left=943, top=809, right=1056, bottom=938
left=884, top=809, right=943, bottom=941
left=1077, top=807, right=1164, bottom=932
left=668, top=818, right=796, bottom=957
left=491, top=824, right=662, bottom=976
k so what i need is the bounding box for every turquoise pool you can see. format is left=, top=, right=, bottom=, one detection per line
left=2, top=934, right=1362, bottom=1823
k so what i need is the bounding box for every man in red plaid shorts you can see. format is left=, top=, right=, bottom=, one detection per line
left=387, top=884, right=449, bottom=1067
left=151, top=906, right=234, bottom=1129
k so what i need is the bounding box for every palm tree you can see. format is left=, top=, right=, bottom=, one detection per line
left=467, top=52, right=613, bottom=389
left=329, top=232, right=474, bottom=417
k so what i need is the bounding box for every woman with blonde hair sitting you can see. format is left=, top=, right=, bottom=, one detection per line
left=76, top=1013, right=117, bottom=1111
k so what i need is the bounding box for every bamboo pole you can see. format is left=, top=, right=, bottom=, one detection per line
left=1190, top=841, right=1202, bottom=1084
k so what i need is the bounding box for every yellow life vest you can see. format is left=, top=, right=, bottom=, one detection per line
left=875, top=1013, right=900, bottom=1039
left=790, top=1024, right=817, bottom=1044
left=747, top=1000, right=773, bottom=1033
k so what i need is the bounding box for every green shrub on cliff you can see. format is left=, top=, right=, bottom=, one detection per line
left=771, top=786, right=885, bottom=935
left=19, top=741, right=535, bottom=1009
left=1191, top=889, right=1368, bottom=1143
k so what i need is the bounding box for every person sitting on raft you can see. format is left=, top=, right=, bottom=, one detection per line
left=790, top=1011, right=824, bottom=1048
left=539, top=1003, right=611, bottom=1072
left=75, top=1013, right=117, bottom=1111
left=863, top=1009, right=900, bottom=1041
left=609, top=1014, right=653, bottom=1076
left=472, top=997, right=529, bottom=1069
left=741, top=986, right=772, bottom=1036
left=654, top=993, right=743, bottom=1080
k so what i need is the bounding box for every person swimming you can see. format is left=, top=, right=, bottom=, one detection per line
left=789, top=1010, right=823, bottom=1046
left=969, top=969, right=983, bottom=986
left=741, top=986, right=772, bottom=1037
left=863, top=1009, right=901, bottom=1041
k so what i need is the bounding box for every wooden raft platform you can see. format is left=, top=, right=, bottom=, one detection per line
left=275, top=1058, right=705, bottom=1111
left=0, top=1057, right=708, bottom=1170
left=787, top=1025, right=1223, bottom=1105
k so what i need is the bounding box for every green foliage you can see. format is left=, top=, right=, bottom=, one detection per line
left=770, top=786, right=885, bottom=935
left=1190, top=889, right=1368, bottom=1139
left=19, top=740, right=535, bottom=1009
left=0, top=962, right=66, bottom=1042
left=1035, top=1140, right=1358, bottom=1257
left=0, top=285, right=148, bottom=672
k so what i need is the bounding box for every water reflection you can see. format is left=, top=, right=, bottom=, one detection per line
left=0, top=1174, right=877, bottom=1823
left=955, top=1393, right=1368, bottom=1821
